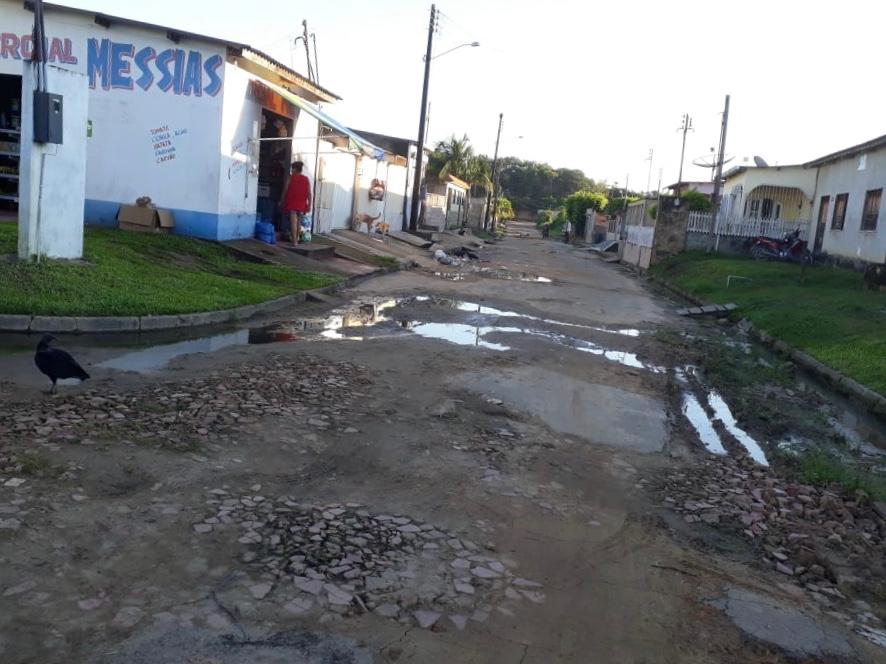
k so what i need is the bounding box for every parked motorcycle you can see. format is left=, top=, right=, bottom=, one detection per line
left=747, top=229, right=812, bottom=264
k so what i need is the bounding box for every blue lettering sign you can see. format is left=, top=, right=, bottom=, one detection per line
left=110, top=41, right=134, bottom=90
left=134, top=46, right=156, bottom=90
left=81, top=38, right=222, bottom=96
left=172, top=49, right=185, bottom=95
left=87, top=38, right=110, bottom=90
left=181, top=50, right=202, bottom=96
left=155, top=48, right=175, bottom=92
left=204, top=54, right=223, bottom=97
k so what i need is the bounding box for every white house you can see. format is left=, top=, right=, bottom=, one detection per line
left=806, top=134, right=886, bottom=264
left=0, top=1, right=386, bottom=241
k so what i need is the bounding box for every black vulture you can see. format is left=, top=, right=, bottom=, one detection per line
left=34, top=334, right=90, bottom=393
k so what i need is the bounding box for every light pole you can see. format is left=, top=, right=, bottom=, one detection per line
left=485, top=113, right=503, bottom=231
left=408, top=5, right=479, bottom=232
left=427, top=41, right=479, bottom=61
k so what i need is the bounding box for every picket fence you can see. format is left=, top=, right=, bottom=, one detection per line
left=687, top=212, right=811, bottom=240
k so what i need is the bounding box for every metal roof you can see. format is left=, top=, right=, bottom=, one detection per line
left=804, top=133, right=886, bottom=168
left=30, top=1, right=341, bottom=101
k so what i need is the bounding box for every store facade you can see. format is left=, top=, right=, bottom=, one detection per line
left=0, top=1, right=380, bottom=240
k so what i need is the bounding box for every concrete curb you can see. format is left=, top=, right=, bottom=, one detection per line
left=0, top=267, right=396, bottom=335
left=648, top=274, right=886, bottom=419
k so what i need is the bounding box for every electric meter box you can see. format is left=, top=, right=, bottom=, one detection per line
left=33, top=91, right=63, bottom=144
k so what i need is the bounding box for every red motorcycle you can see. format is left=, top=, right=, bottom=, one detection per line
left=747, top=228, right=812, bottom=264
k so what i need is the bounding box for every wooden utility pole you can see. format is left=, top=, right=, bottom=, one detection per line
left=710, top=94, right=730, bottom=251
left=409, top=5, right=436, bottom=231
left=485, top=112, right=503, bottom=231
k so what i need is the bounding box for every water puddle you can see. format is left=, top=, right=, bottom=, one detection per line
left=91, top=297, right=653, bottom=374
left=682, top=392, right=727, bottom=456
left=708, top=392, right=769, bottom=466
left=676, top=367, right=769, bottom=465
left=98, top=330, right=249, bottom=372
left=411, top=323, right=512, bottom=351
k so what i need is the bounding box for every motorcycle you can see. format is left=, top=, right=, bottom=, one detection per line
left=747, top=228, right=812, bottom=264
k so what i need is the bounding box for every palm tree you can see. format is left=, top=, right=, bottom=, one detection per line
left=464, top=155, right=492, bottom=194
left=429, top=134, right=474, bottom=181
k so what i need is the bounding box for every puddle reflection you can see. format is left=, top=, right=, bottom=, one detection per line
left=98, top=330, right=250, bottom=372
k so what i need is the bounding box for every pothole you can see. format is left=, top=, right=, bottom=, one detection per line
left=195, top=493, right=545, bottom=628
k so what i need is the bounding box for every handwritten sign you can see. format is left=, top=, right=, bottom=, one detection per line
left=151, top=125, right=176, bottom=164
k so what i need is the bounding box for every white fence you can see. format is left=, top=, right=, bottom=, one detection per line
left=687, top=212, right=811, bottom=240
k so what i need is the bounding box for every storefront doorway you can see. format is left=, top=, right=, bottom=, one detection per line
left=256, top=108, right=293, bottom=235
left=0, top=74, right=22, bottom=220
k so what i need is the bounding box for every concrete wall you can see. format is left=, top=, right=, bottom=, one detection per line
left=650, top=196, right=688, bottom=264
left=314, top=145, right=356, bottom=233
left=18, top=63, right=88, bottom=259
left=380, top=162, right=407, bottom=231
left=812, top=149, right=886, bottom=264
left=216, top=63, right=260, bottom=241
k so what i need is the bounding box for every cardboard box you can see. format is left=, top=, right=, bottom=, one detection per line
left=117, top=204, right=175, bottom=233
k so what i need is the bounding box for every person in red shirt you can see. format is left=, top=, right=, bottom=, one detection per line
left=279, top=161, right=312, bottom=245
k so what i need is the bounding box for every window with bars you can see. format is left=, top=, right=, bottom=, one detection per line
left=832, top=193, right=848, bottom=230
left=861, top=189, right=881, bottom=231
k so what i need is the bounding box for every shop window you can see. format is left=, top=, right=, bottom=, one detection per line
left=861, top=188, right=881, bottom=231
left=832, top=193, right=848, bottom=230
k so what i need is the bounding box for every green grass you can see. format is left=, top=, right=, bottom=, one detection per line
left=800, top=451, right=886, bottom=501
left=0, top=222, right=340, bottom=316
left=369, top=255, right=400, bottom=269
left=651, top=252, right=886, bottom=395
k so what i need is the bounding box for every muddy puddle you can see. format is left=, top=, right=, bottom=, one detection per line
left=677, top=368, right=770, bottom=466
left=5, top=297, right=651, bottom=374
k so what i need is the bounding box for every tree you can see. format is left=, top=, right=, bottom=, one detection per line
left=428, top=134, right=474, bottom=181
left=464, top=155, right=492, bottom=194
left=681, top=190, right=712, bottom=212
left=606, top=196, right=640, bottom=216
left=565, top=190, right=608, bottom=237
left=496, top=196, right=514, bottom=220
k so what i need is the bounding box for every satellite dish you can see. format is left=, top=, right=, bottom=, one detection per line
left=692, top=153, right=735, bottom=168
left=753, top=155, right=769, bottom=167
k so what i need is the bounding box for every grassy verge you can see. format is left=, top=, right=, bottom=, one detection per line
left=799, top=451, right=886, bottom=501
left=0, top=222, right=340, bottom=316
left=651, top=252, right=886, bottom=396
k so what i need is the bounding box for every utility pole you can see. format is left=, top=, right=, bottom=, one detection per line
left=485, top=112, right=503, bottom=231
left=409, top=5, right=436, bottom=232
left=710, top=94, right=731, bottom=251
left=311, top=32, right=320, bottom=84
left=301, top=20, right=315, bottom=82
left=677, top=113, right=693, bottom=189
left=645, top=148, right=653, bottom=196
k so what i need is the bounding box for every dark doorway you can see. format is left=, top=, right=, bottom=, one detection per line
left=0, top=74, right=22, bottom=218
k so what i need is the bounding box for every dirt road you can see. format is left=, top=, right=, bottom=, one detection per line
left=0, top=223, right=882, bottom=663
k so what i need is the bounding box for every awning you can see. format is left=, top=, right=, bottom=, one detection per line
left=253, top=78, right=386, bottom=161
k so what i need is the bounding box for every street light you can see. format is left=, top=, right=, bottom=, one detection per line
left=409, top=5, right=480, bottom=231
left=425, top=41, right=480, bottom=61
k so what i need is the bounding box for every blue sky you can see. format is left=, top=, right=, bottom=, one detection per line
left=59, top=0, right=886, bottom=191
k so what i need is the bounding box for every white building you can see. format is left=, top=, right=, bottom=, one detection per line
left=806, top=134, right=886, bottom=265
left=0, top=1, right=392, bottom=241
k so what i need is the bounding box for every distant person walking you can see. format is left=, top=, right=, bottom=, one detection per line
left=563, top=219, right=573, bottom=244
left=280, top=161, right=311, bottom=245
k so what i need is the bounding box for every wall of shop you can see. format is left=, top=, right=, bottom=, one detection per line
left=0, top=2, right=229, bottom=238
